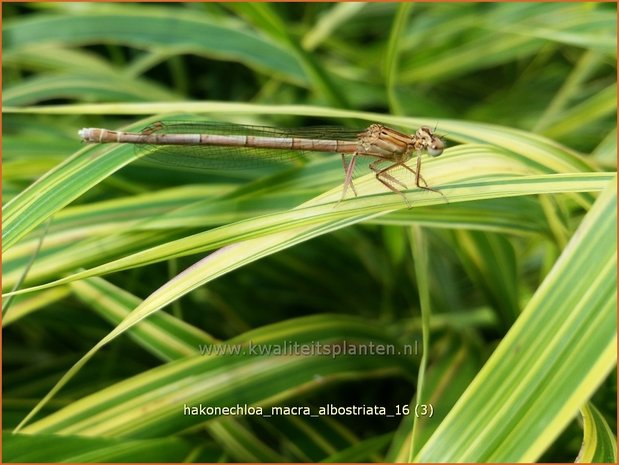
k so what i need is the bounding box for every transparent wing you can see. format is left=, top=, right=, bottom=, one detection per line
left=136, top=121, right=365, bottom=171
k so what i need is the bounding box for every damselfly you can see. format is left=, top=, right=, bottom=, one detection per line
left=79, top=121, right=445, bottom=207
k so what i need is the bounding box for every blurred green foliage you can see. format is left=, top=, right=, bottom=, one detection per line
left=2, top=2, right=616, bottom=463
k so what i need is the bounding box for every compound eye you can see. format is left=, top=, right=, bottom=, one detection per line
left=427, top=138, right=444, bottom=157
left=427, top=145, right=443, bottom=157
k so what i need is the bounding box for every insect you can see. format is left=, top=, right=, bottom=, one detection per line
left=79, top=121, right=445, bottom=207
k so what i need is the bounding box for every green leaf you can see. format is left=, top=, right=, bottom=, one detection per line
left=452, top=230, right=520, bottom=327
left=4, top=8, right=306, bottom=84
left=577, top=403, right=618, bottom=463
left=3, top=432, right=207, bottom=463
left=19, top=316, right=414, bottom=437
left=414, top=177, right=617, bottom=462
left=3, top=73, right=178, bottom=106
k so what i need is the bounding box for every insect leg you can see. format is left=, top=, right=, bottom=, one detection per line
left=411, top=153, right=447, bottom=202
left=369, top=159, right=412, bottom=208
left=341, top=153, right=358, bottom=197
left=335, top=153, right=358, bottom=206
